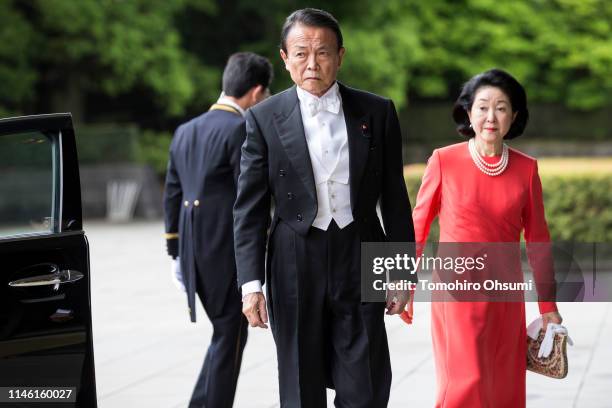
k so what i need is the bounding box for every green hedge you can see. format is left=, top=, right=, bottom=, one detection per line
left=404, top=174, right=612, bottom=242
left=541, top=175, right=612, bottom=241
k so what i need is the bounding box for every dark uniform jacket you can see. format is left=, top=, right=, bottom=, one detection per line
left=164, top=107, right=245, bottom=322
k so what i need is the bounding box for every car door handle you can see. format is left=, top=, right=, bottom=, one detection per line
left=8, top=269, right=84, bottom=288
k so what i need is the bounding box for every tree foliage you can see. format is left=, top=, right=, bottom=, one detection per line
left=406, top=0, right=612, bottom=110
left=0, top=0, right=218, bottom=119
left=0, top=0, right=610, bottom=123
left=223, top=0, right=612, bottom=111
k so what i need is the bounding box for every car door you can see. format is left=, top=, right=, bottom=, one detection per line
left=0, top=114, right=96, bottom=406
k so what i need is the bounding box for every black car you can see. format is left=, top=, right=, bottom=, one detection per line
left=0, top=114, right=97, bottom=406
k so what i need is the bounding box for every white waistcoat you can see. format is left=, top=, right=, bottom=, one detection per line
left=297, top=84, right=354, bottom=230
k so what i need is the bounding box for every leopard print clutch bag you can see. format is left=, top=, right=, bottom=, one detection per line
left=526, top=330, right=569, bottom=379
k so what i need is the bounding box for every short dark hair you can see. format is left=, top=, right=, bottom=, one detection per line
left=452, top=68, right=529, bottom=139
left=222, top=52, right=273, bottom=98
left=280, top=8, right=343, bottom=52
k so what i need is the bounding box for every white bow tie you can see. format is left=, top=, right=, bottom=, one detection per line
left=306, top=94, right=340, bottom=117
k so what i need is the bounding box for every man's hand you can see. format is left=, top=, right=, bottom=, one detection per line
left=386, top=287, right=410, bottom=315
left=542, top=311, right=563, bottom=331
left=242, top=292, right=269, bottom=328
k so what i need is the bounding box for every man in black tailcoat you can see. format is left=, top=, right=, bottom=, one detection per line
left=163, top=52, right=273, bottom=408
left=233, top=9, right=415, bottom=408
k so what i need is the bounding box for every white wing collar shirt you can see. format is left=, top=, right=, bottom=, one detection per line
left=296, top=82, right=354, bottom=230
left=241, top=82, right=354, bottom=296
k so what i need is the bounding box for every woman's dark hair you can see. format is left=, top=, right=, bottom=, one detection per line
left=452, top=69, right=529, bottom=139
left=280, top=8, right=343, bottom=52
left=222, top=52, right=273, bottom=98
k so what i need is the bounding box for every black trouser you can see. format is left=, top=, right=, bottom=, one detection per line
left=268, top=220, right=391, bottom=408
left=189, top=275, right=248, bottom=408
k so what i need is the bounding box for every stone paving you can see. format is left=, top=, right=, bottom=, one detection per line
left=87, top=220, right=611, bottom=408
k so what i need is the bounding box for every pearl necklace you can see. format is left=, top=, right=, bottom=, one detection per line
left=468, top=138, right=509, bottom=176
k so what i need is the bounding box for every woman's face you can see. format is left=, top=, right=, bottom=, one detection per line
left=468, top=86, right=517, bottom=144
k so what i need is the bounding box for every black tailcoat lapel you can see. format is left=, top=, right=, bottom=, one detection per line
left=273, top=86, right=317, bottom=201
left=339, top=83, right=372, bottom=211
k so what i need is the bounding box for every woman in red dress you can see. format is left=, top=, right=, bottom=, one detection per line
left=402, top=69, right=563, bottom=407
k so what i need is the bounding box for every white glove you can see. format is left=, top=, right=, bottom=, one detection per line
left=171, top=257, right=186, bottom=292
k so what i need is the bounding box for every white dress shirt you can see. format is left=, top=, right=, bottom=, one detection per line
left=241, top=82, right=354, bottom=296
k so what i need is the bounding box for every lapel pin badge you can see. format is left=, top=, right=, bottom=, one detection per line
left=361, top=123, right=371, bottom=138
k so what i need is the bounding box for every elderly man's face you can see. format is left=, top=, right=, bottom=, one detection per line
left=280, top=23, right=345, bottom=97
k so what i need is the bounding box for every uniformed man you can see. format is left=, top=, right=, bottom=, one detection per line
left=163, top=52, right=273, bottom=408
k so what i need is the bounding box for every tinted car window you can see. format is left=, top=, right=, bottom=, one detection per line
left=0, top=131, right=57, bottom=238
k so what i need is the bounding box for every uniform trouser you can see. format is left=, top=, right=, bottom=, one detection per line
left=268, top=220, right=391, bottom=408
left=189, top=275, right=248, bottom=408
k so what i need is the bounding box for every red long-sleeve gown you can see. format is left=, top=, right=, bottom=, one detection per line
left=405, top=142, right=557, bottom=408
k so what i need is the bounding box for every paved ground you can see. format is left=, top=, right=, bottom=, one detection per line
left=87, top=220, right=611, bottom=408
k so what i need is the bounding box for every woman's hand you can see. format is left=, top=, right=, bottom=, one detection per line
left=542, top=311, right=563, bottom=331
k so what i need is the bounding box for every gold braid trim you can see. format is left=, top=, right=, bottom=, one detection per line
left=209, top=103, right=241, bottom=116
left=164, top=233, right=179, bottom=239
